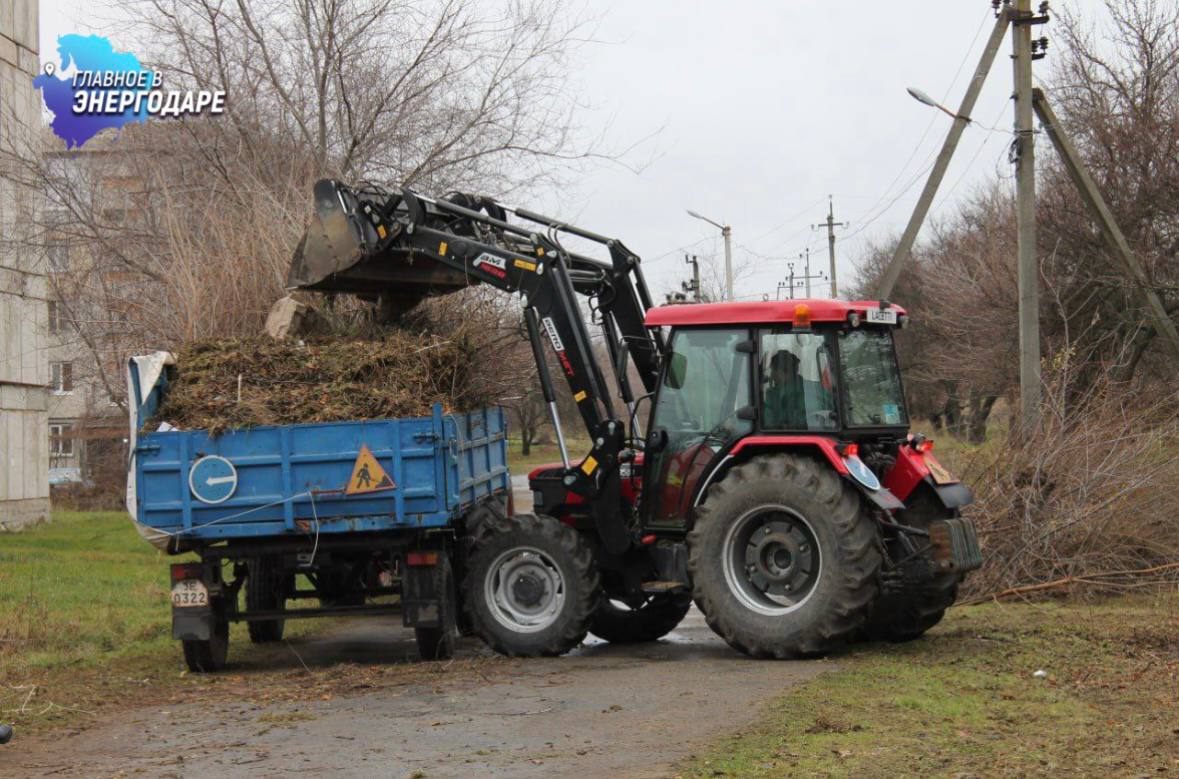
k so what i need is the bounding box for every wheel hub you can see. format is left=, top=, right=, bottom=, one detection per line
left=723, top=506, right=822, bottom=616
left=483, top=547, right=567, bottom=634
left=744, top=521, right=813, bottom=596
left=511, top=571, right=546, bottom=607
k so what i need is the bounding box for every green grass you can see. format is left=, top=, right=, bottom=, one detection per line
left=679, top=596, right=1179, bottom=777
left=0, top=512, right=183, bottom=671
left=507, top=437, right=593, bottom=472
left=0, top=512, right=323, bottom=732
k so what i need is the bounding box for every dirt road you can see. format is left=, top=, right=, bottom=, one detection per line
left=4, top=479, right=829, bottom=777
left=4, top=609, right=828, bottom=778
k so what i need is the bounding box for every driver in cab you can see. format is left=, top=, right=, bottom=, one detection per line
left=763, top=350, right=807, bottom=429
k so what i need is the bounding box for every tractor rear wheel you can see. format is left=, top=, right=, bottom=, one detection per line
left=863, top=576, right=960, bottom=643
left=688, top=454, right=880, bottom=658
left=246, top=557, right=286, bottom=643
left=863, top=489, right=965, bottom=643
left=589, top=592, right=692, bottom=644
left=464, top=513, right=598, bottom=657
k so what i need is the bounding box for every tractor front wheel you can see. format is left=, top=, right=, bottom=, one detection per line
left=688, top=454, right=880, bottom=658
left=464, top=513, right=598, bottom=657
left=589, top=591, right=692, bottom=644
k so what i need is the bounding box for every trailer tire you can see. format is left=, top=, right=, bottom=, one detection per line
left=247, top=557, right=286, bottom=644
left=689, top=454, right=880, bottom=658
left=182, top=608, right=229, bottom=673
left=464, top=513, right=598, bottom=657
left=589, top=591, right=692, bottom=644
left=415, top=556, right=459, bottom=661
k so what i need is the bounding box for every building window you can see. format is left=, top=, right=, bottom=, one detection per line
left=50, top=361, right=74, bottom=394
left=50, top=423, right=75, bottom=457
left=46, top=243, right=70, bottom=272
left=48, top=301, right=63, bottom=334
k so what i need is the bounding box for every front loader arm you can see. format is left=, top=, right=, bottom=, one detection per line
left=288, top=180, right=654, bottom=554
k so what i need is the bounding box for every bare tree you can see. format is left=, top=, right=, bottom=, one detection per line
left=3, top=0, right=611, bottom=413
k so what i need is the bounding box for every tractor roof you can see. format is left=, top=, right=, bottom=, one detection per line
left=643, top=299, right=907, bottom=327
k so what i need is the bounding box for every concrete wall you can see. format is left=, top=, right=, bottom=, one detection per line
left=0, top=0, right=48, bottom=529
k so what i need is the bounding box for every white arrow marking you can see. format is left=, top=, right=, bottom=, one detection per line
left=206, top=475, right=235, bottom=486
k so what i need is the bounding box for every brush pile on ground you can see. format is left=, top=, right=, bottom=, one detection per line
left=153, top=322, right=496, bottom=435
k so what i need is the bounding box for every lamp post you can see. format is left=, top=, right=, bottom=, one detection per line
left=686, top=209, right=733, bottom=301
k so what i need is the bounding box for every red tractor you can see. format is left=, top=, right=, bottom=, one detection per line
left=290, top=181, right=982, bottom=658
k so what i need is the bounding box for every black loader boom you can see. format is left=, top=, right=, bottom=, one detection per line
left=288, top=179, right=664, bottom=555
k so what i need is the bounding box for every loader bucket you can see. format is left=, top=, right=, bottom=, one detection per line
left=287, top=179, right=472, bottom=307
left=287, top=179, right=368, bottom=290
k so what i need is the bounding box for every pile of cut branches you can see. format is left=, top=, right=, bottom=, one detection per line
left=153, top=325, right=496, bottom=435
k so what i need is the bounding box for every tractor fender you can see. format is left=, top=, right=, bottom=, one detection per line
left=703, top=436, right=905, bottom=512
left=884, top=444, right=974, bottom=509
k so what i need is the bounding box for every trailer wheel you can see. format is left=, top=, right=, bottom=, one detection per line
left=589, top=591, right=692, bottom=644
left=464, top=513, right=598, bottom=657
left=689, top=454, right=881, bottom=658
left=182, top=608, right=229, bottom=673
left=247, top=557, right=286, bottom=644
left=414, top=556, right=458, bottom=661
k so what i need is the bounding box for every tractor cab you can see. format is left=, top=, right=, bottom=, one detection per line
left=635, top=299, right=913, bottom=529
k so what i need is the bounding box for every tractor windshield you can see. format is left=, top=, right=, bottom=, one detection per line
left=837, top=328, right=908, bottom=427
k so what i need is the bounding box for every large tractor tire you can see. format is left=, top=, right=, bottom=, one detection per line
left=589, top=591, right=692, bottom=644
left=415, top=556, right=459, bottom=661
left=863, top=576, right=960, bottom=643
left=688, top=454, right=881, bottom=658
left=464, top=513, right=598, bottom=657
left=182, top=606, right=229, bottom=673
left=862, top=488, right=964, bottom=643
left=246, top=557, right=286, bottom=644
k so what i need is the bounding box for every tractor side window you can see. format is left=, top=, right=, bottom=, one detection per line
left=838, top=328, right=908, bottom=427
left=647, top=328, right=752, bottom=525
left=759, top=331, right=838, bottom=431
left=653, top=329, right=751, bottom=437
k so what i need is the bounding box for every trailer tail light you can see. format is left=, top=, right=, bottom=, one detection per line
left=792, top=304, right=812, bottom=329
left=171, top=562, right=203, bottom=582
left=406, top=551, right=439, bottom=567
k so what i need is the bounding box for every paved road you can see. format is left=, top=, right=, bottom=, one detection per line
left=4, top=478, right=830, bottom=777
left=4, top=610, right=829, bottom=778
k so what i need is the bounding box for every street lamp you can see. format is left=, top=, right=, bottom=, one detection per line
left=907, top=87, right=971, bottom=123
left=686, top=209, right=733, bottom=301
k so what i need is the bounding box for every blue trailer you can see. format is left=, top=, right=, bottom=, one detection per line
left=126, top=353, right=512, bottom=670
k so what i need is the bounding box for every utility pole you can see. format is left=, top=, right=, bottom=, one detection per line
left=1013, top=0, right=1045, bottom=432
left=804, top=248, right=812, bottom=298
left=877, top=6, right=1012, bottom=299
left=722, top=225, right=734, bottom=301
left=683, top=254, right=702, bottom=302
left=814, top=196, right=846, bottom=297
left=686, top=210, right=734, bottom=301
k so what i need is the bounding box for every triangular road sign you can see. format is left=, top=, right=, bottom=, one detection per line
left=345, top=445, right=396, bottom=495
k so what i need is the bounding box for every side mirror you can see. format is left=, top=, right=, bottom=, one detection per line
left=664, top=352, right=688, bottom=389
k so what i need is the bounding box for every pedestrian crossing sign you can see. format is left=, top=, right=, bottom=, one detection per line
left=346, top=445, right=395, bottom=495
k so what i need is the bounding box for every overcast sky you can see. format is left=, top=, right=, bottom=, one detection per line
left=38, top=0, right=1111, bottom=302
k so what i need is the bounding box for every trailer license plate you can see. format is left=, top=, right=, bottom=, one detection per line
left=171, top=579, right=209, bottom=608
left=866, top=308, right=897, bottom=324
